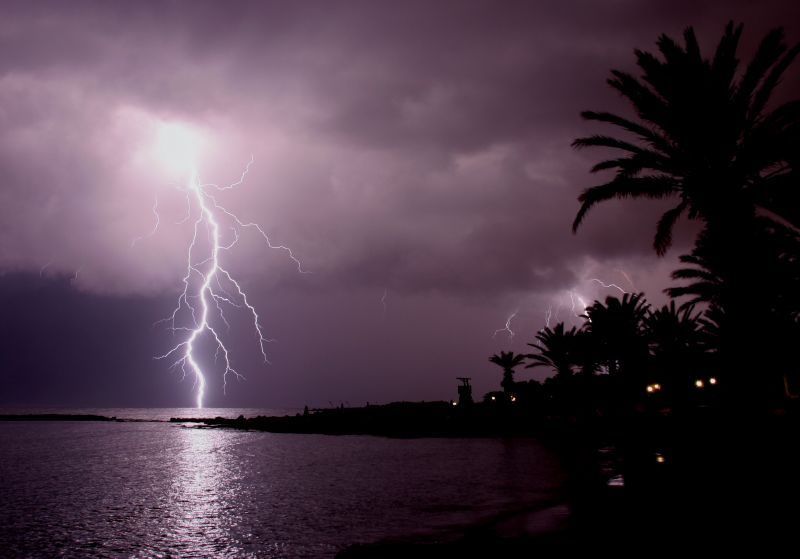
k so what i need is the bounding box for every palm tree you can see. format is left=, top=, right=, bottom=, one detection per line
left=573, top=22, right=800, bottom=409
left=645, top=301, right=706, bottom=360
left=528, top=324, right=600, bottom=418
left=572, top=22, right=800, bottom=255
left=489, top=351, right=526, bottom=393
left=526, top=323, right=581, bottom=377
left=668, top=221, right=800, bottom=405
left=669, top=218, right=800, bottom=322
left=644, top=301, right=709, bottom=408
left=583, top=293, right=650, bottom=379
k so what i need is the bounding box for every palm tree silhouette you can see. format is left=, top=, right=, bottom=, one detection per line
left=583, top=293, right=650, bottom=381
left=489, top=351, right=526, bottom=393
left=526, top=323, right=581, bottom=377
left=645, top=301, right=708, bottom=408
left=669, top=219, right=800, bottom=321
left=572, top=22, right=800, bottom=255
left=645, top=301, right=706, bottom=360
left=573, top=22, right=800, bottom=409
left=668, top=221, right=800, bottom=405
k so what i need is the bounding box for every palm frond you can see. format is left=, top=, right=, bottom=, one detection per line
left=580, top=110, right=674, bottom=155
left=749, top=42, right=800, bottom=124
left=654, top=201, right=689, bottom=255
left=573, top=175, right=677, bottom=231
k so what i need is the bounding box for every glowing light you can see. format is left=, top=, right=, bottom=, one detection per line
left=655, top=453, right=665, bottom=464
left=147, top=151, right=306, bottom=408
left=154, top=122, right=203, bottom=176
left=709, top=377, right=717, bottom=385
left=653, top=383, right=661, bottom=391
left=452, top=401, right=458, bottom=407
left=491, top=396, right=496, bottom=401
left=511, top=395, right=517, bottom=402
left=646, top=385, right=654, bottom=393
left=695, top=379, right=705, bottom=389
left=607, top=474, right=625, bottom=487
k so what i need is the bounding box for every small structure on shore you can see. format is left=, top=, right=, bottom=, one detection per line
left=457, top=377, right=473, bottom=406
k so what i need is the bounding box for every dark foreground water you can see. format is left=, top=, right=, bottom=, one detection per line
left=0, top=417, right=564, bottom=558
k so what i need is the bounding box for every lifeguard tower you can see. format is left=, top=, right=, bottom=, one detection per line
left=456, top=377, right=473, bottom=406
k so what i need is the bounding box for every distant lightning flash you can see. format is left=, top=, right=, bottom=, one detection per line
left=569, top=291, right=588, bottom=318
left=131, top=196, right=160, bottom=248
left=381, top=288, right=388, bottom=319
left=588, top=278, right=627, bottom=294
left=493, top=310, right=518, bottom=340
left=569, top=292, right=577, bottom=316
left=150, top=155, right=306, bottom=408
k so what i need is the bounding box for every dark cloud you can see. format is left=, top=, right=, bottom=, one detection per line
left=0, top=0, right=797, bottom=405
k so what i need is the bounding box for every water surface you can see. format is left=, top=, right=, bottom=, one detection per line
left=0, top=407, right=294, bottom=422
left=0, top=419, right=563, bottom=557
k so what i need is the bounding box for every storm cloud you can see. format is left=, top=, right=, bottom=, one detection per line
left=1, top=0, right=798, bottom=407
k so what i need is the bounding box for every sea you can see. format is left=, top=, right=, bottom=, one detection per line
left=0, top=408, right=565, bottom=558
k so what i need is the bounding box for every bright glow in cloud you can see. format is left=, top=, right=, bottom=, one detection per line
left=154, top=122, right=205, bottom=178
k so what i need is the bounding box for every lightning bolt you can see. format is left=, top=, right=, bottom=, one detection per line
left=569, top=291, right=588, bottom=317
left=493, top=310, right=518, bottom=340
left=576, top=295, right=588, bottom=313
left=552, top=301, right=563, bottom=323
left=588, top=278, right=627, bottom=294
left=569, top=292, right=577, bottom=316
left=544, top=305, right=553, bottom=328
left=131, top=195, right=160, bottom=248
left=152, top=157, right=306, bottom=408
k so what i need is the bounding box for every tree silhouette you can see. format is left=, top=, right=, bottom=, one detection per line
left=645, top=301, right=706, bottom=361
left=573, top=22, right=800, bottom=409
left=644, top=301, right=708, bottom=409
left=526, top=323, right=581, bottom=377
left=583, top=293, right=650, bottom=395
left=572, top=22, right=800, bottom=254
left=668, top=220, right=800, bottom=405
left=669, top=218, right=800, bottom=321
left=489, top=351, right=526, bottom=393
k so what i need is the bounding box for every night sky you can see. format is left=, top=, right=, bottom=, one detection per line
left=1, top=0, right=798, bottom=408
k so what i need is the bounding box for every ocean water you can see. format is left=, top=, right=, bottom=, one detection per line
left=0, top=407, right=296, bottom=422
left=0, top=415, right=564, bottom=558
